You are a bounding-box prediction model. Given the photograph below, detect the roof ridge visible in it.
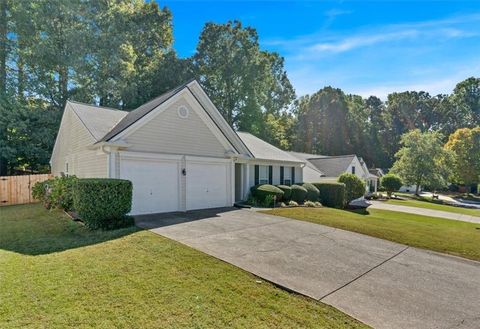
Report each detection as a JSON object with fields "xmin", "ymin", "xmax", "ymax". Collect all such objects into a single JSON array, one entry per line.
[
  {"xmin": 99, "ymin": 79, "xmax": 196, "ymax": 142},
  {"xmin": 67, "ymin": 100, "xmax": 127, "ymax": 112},
  {"xmin": 67, "ymin": 102, "xmax": 98, "ymax": 141},
  {"xmin": 309, "ymin": 154, "xmax": 356, "ymax": 160}
]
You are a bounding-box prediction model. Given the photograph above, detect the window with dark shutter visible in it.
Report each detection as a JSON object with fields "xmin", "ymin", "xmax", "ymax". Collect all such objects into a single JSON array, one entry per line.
[
  {"xmin": 254, "ymin": 165, "xmax": 259, "ymax": 185},
  {"xmin": 268, "ymin": 166, "xmax": 273, "ymax": 185},
  {"xmin": 280, "ymin": 166, "xmax": 284, "ymax": 185},
  {"xmin": 291, "ymin": 167, "xmax": 295, "ymax": 184}
]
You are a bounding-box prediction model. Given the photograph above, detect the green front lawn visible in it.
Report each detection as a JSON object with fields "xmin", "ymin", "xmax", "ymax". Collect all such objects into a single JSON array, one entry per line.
[
  {"xmin": 0, "ymin": 204, "xmax": 366, "ymax": 329},
  {"xmin": 264, "ymin": 207, "xmax": 480, "ymax": 261},
  {"xmin": 386, "ymin": 199, "xmax": 480, "ymax": 217}
]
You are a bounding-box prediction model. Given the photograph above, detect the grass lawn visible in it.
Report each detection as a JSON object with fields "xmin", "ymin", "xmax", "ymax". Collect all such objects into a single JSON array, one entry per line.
[
  {"xmin": 385, "ymin": 199, "xmax": 480, "ymax": 217},
  {"xmin": 0, "ymin": 204, "xmax": 366, "ymax": 329},
  {"xmin": 264, "ymin": 207, "xmax": 480, "ymax": 261}
]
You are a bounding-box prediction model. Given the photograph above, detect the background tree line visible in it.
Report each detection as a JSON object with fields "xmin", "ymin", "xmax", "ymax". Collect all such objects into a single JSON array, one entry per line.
[{"xmin": 1, "ymin": 1, "xmax": 479, "ymax": 181}]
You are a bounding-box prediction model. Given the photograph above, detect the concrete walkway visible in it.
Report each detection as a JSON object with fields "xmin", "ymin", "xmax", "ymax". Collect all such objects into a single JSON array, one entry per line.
[
  {"xmin": 370, "ymin": 201, "xmax": 480, "ymax": 224},
  {"xmin": 136, "ymin": 208, "xmax": 480, "ymax": 329}
]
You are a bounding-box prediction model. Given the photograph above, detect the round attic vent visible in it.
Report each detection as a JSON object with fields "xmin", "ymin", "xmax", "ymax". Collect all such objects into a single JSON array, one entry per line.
[{"xmin": 177, "ymin": 105, "xmax": 189, "ymax": 118}]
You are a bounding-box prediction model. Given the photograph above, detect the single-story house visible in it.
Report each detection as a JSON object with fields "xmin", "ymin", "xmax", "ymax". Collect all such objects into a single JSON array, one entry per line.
[
  {"xmin": 369, "ymin": 168, "xmax": 385, "ymax": 192},
  {"xmin": 288, "ymin": 152, "xmax": 378, "ymax": 193},
  {"xmin": 50, "ymin": 80, "xmax": 304, "ymax": 215}
]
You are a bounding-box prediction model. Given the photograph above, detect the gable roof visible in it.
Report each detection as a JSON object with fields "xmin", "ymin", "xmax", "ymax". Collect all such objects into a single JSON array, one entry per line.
[
  {"xmin": 99, "ymin": 80, "xmax": 194, "ymax": 142},
  {"xmin": 237, "ymin": 132, "xmax": 303, "ymax": 163},
  {"xmin": 288, "ymin": 151, "xmax": 325, "ymax": 176},
  {"xmin": 63, "ymin": 81, "xmax": 312, "ymax": 165},
  {"xmin": 68, "ymin": 101, "xmax": 128, "ymax": 141},
  {"xmin": 308, "ymin": 155, "xmax": 356, "ymax": 177}
]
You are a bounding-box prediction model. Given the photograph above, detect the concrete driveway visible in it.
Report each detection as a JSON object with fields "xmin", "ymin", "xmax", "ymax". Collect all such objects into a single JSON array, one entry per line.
[{"xmin": 136, "ymin": 208, "xmax": 480, "ymax": 329}]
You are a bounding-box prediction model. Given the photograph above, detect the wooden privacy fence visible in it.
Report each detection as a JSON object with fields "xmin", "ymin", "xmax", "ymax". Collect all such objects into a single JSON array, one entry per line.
[{"xmin": 0, "ymin": 174, "xmax": 52, "ymax": 206}]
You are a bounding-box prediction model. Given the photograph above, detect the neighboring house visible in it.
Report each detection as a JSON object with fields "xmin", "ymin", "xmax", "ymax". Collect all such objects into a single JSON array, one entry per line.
[
  {"xmin": 51, "ymin": 80, "xmax": 304, "ymax": 215},
  {"xmin": 369, "ymin": 168, "xmax": 385, "ymax": 192},
  {"xmin": 369, "ymin": 168, "xmax": 420, "ymax": 194},
  {"xmin": 289, "ymin": 152, "xmax": 378, "ymax": 193}
]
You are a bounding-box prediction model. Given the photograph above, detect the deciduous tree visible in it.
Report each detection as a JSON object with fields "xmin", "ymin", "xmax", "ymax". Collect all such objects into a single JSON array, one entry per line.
[
  {"xmin": 444, "ymin": 127, "xmax": 480, "ymax": 190},
  {"xmin": 391, "ymin": 130, "xmax": 451, "ymax": 195},
  {"xmin": 193, "ymin": 21, "xmax": 295, "ymax": 132}
]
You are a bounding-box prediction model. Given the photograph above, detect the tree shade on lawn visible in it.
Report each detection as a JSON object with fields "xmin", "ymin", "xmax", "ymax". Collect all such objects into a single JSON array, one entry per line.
[{"xmin": 0, "ymin": 204, "xmax": 367, "ymax": 329}]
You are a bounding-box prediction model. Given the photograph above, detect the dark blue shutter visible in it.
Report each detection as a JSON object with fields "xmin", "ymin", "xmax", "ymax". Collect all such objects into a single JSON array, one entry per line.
[
  {"xmin": 268, "ymin": 166, "xmax": 273, "ymax": 185},
  {"xmin": 254, "ymin": 165, "xmax": 259, "ymax": 185},
  {"xmin": 280, "ymin": 166, "xmax": 284, "ymax": 185},
  {"xmin": 291, "ymin": 167, "xmax": 295, "ymax": 184}
]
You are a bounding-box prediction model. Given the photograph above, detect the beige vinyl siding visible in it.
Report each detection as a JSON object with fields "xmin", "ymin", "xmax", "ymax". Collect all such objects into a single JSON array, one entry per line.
[
  {"xmin": 50, "ymin": 105, "xmax": 108, "ymax": 178},
  {"xmin": 125, "ymin": 98, "xmax": 228, "ymax": 158}
]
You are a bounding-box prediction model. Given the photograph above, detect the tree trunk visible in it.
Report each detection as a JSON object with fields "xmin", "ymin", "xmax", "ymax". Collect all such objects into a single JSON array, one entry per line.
[
  {"xmin": 0, "ymin": 0, "xmax": 7, "ymax": 96},
  {"xmin": 17, "ymin": 42, "xmax": 25, "ymax": 100},
  {"xmin": 58, "ymin": 65, "xmax": 68, "ymax": 106},
  {"xmin": 0, "ymin": 0, "xmax": 8, "ymax": 175},
  {"xmin": 415, "ymin": 184, "xmax": 420, "ymax": 196}
]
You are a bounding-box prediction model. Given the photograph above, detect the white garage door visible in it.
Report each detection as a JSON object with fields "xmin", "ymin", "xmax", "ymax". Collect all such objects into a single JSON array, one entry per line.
[
  {"xmin": 186, "ymin": 160, "xmax": 230, "ymax": 211},
  {"xmin": 120, "ymin": 158, "xmax": 180, "ymax": 215}
]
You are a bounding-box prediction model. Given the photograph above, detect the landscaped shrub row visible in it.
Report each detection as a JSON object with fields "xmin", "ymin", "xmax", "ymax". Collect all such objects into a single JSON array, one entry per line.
[
  {"xmin": 250, "ymin": 184, "xmax": 284, "ymax": 203},
  {"xmin": 276, "ymin": 185, "xmax": 292, "ymax": 200},
  {"xmin": 34, "ymin": 177, "xmax": 134, "ymax": 230},
  {"xmin": 312, "ymin": 182, "xmax": 346, "ymax": 208},
  {"xmin": 73, "ymin": 179, "xmax": 133, "ymax": 230},
  {"xmin": 290, "ymin": 185, "xmax": 308, "ymax": 203},
  {"xmin": 302, "ymin": 182, "xmax": 320, "ymax": 201}
]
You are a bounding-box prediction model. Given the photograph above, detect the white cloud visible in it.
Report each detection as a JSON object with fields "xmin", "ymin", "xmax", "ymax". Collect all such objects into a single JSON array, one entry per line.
[
  {"xmin": 266, "ymin": 12, "xmax": 480, "ymax": 99},
  {"xmin": 307, "ymin": 29, "xmax": 419, "ymax": 53},
  {"xmin": 265, "ymin": 13, "xmax": 480, "ymax": 56}
]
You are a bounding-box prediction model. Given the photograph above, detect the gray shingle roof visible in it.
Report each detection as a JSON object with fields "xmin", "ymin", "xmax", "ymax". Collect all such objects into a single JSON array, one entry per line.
[
  {"xmin": 99, "ymin": 80, "xmax": 193, "ymax": 142},
  {"xmin": 68, "ymin": 101, "xmax": 128, "ymax": 141},
  {"xmin": 288, "ymin": 151, "xmax": 325, "ymax": 176},
  {"xmin": 237, "ymin": 132, "xmax": 303, "ymax": 163},
  {"xmin": 308, "ymin": 155, "xmax": 356, "ymax": 177}
]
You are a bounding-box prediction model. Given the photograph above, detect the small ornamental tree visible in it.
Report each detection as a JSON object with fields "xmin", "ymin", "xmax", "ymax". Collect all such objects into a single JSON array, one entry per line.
[
  {"xmin": 380, "ymin": 174, "xmax": 403, "ymax": 198},
  {"xmin": 338, "ymin": 173, "xmax": 365, "ymax": 204}
]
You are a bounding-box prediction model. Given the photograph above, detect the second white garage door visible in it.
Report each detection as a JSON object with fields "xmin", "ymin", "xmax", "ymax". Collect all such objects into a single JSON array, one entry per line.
[{"xmin": 186, "ymin": 160, "xmax": 230, "ymax": 211}]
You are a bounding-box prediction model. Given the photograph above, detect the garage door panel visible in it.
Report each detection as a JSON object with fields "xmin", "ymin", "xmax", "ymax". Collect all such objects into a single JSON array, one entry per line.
[
  {"xmin": 186, "ymin": 161, "xmax": 229, "ymax": 210},
  {"xmin": 120, "ymin": 158, "xmax": 180, "ymax": 215}
]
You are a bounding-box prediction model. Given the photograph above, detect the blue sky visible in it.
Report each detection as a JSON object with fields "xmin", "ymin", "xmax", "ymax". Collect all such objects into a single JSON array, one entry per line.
[{"xmin": 160, "ymin": 1, "xmax": 480, "ymax": 99}]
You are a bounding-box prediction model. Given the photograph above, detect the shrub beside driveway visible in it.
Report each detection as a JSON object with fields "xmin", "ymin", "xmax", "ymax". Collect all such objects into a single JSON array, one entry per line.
[{"xmin": 0, "ymin": 204, "xmax": 367, "ymax": 329}]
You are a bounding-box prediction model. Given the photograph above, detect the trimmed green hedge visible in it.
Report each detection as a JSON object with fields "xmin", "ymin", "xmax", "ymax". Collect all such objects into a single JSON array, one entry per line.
[
  {"xmin": 73, "ymin": 178, "xmax": 133, "ymax": 230},
  {"xmin": 313, "ymin": 182, "xmax": 346, "ymax": 208},
  {"xmin": 276, "ymin": 185, "xmax": 292, "ymax": 201},
  {"xmin": 250, "ymin": 184, "xmax": 284, "ymax": 202},
  {"xmin": 302, "ymin": 183, "xmax": 320, "ymax": 201},
  {"xmin": 338, "ymin": 173, "xmax": 365, "ymax": 203},
  {"xmin": 290, "ymin": 184, "xmax": 308, "ymax": 203}
]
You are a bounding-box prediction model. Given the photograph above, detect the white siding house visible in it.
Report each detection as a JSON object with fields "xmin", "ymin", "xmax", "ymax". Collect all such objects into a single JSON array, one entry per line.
[
  {"xmin": 51, "ymin": 80, "xmax": 305, "ymax": 215},
  {"xmin": 289, "ymin": 152, "xmax": 378, "ymax": 193}
]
